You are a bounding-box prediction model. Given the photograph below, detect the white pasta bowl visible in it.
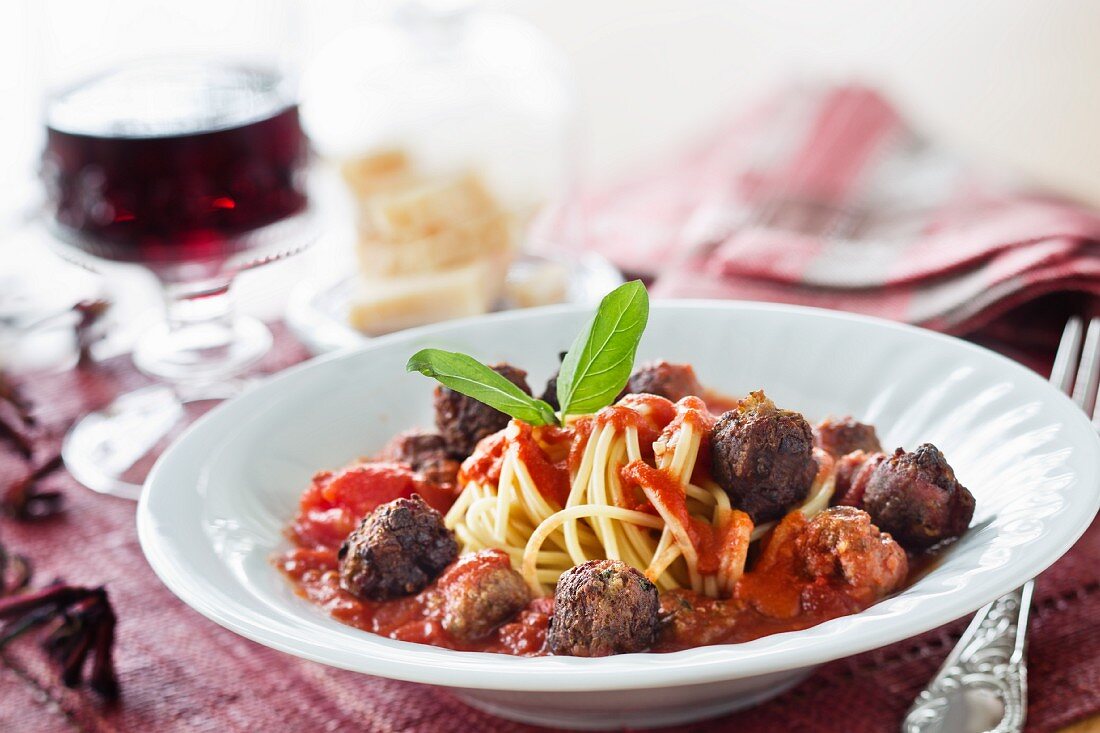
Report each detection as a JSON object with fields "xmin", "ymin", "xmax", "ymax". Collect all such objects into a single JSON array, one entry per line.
[{"xmin": 137, "ymin": 302, "xmax": 1100, "ymax": 730}]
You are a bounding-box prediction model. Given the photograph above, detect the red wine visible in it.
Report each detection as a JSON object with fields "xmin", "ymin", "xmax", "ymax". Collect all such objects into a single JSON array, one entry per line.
[{"xmin": 43, "ymin": 63, "xmax": 308, "ymax": 265}]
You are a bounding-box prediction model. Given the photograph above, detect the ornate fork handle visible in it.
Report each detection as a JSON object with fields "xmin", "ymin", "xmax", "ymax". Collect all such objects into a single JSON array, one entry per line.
[{"xmin": 903, "ymin": 581, "xmax": 1033, "ymax": 733}]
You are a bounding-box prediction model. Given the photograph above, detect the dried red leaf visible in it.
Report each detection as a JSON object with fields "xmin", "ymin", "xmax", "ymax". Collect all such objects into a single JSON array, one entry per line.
[
  {"xmin": 0, "ymin": 371, "xmax": 36, "ymax": 458},
  {"xmin": 0, "ymin": 578, "xmax": 120, "ymax": 701},
  {"xmin": 0, "ymin": 372, "xmax": 34, "ymax": 421},
  {"xmin": 0, "ymin": 543, "xmax": 32, "ymax": 596},
  {"xmin": 3, "ymin": 454, "xmax": 64, "ymax": 520},
  {"xmin": 72, "ymin": 299, "xmax": 111, "ymax": 365}
]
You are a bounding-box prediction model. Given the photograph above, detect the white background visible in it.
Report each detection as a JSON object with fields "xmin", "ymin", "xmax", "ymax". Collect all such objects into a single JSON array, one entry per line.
[
  {"xmin": 2, "ymin": 0, "xmax": 1099, "ymax": 360},
  {"xmin": 4, "ymin": 1, "xmax": 1100, "ymax": 210}
]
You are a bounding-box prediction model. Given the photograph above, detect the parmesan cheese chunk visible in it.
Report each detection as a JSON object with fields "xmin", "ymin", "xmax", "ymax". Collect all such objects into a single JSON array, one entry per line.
[
  {"xmin": 347, "ymin": 259, "xmax": 504, "ymax": 335},
  {"xmin": 356, "ymin": 212, "xmax": 513, "ymax": 278},
  {"xmin": 361, "ymin": 172, "xmax": 498, "ymax": 243},
  {"xmin": 340, "ymin": 150, "xmax": 416, "ymax": 199}
]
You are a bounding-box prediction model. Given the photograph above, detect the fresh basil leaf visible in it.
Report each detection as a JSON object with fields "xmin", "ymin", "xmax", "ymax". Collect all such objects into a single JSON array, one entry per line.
[
  {"xmin": 407, "ymin": 348, "xmax": 558, "ymax": 426},
  {"xmin": 555, "ymin": 280, "xmax": 649, "ymax": 418}
]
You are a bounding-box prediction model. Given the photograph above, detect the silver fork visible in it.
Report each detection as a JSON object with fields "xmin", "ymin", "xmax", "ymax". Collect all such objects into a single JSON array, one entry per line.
[{"xmin": 903, "ymin": 316, "xmax": 1100, "ymax": 733}]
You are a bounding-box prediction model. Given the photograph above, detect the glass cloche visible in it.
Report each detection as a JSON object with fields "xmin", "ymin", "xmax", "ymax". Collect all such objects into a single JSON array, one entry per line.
[{"xmin": 291, "ymin": 1, "xmax": 613, "ymax": 352}]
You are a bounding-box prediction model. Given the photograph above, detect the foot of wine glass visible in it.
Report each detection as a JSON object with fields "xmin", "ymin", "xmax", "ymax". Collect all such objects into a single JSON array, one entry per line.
[{"xmin": 63, "ymin": 280, "xmax": 271, "ymax": 500}]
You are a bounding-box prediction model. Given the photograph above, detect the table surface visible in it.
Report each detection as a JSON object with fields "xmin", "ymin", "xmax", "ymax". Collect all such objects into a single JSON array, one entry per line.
[{"xmin": 1, "ymin": 324, "xmax": 1097, "ymax": 733}]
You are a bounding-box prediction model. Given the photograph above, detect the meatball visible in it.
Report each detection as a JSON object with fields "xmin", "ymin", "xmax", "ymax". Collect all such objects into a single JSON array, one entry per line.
[
  {"xmin": 338, "ymin": 495, "xmax": 458, "ymax": 600},
  {"xmin": 862, "ymin": 444, "xmax": 975, "ymax": 549},
  {"xmin": 796, "ymin": 507, "xmax": 908, "ymax": 598},
  {"xmin": 710, "ymin": 391, "xmax": 818, "ymax": 523},
  {"xmin": 540, "ymin": 351, "xmax": 568, "ymax": 410},
  {"xmin": 438, "ymin": 550, "xmax": 530, "ymax": 642},
  {"xmin": 434, "ymin": 363, "xmax": 532, "ymax": 457},
  {"xmin": 626, "ymin": 361, "xmax": 705, "ymax": 402},
  {"xmin": 832, "ymin": 450, "xmax": 886, "ymax": 507},
  {"xmin": 814, "ymin": 417, "xmax": 882, "ymax": 458},
  {"xmin": 547, "ymin": 559, "xmax": 660, "ymax": 656},
  {"xmin": 378, "ymin": 429, "xmax": 461, "ymax": 488}
]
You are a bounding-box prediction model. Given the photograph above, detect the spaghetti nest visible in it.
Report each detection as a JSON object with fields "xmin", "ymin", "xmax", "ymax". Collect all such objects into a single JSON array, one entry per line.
[{"xmin": 445, "ymin": 394, "xmax": 836, "ymax": 598}]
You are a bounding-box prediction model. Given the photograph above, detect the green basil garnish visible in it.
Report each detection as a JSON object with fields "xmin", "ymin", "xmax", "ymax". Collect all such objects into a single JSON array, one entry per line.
[
  {"xmin": 554, "ymin": 280, "xmax": 649, "ymax": 419},
  {"xmin": 406, "ymin": 280, "xmax": 650, "ymax": 426},
  {"xmin": 406, "ymin": 349, "xmax": 558, "ymax": 426}
]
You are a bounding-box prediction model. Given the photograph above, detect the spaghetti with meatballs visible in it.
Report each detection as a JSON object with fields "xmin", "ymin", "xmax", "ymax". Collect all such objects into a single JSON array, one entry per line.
[{"xmin": 277, "ymin": 282, "xmax": 976, "ymax": 657}]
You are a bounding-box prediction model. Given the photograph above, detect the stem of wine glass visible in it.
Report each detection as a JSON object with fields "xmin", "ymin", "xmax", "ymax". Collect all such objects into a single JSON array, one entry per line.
[{"xmin": 132, "ymin": 275, "xmax": 272, "ymax": 398}]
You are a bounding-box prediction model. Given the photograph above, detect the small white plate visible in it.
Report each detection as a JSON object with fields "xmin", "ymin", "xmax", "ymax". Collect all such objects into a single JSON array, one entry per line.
[
  {"xmin": 138, "ymin": 302, "xmax": 1100, "ymax": 730},
  {"xmin": 285, "ymin": 252, "xmax": 623, "ymax": 355}
]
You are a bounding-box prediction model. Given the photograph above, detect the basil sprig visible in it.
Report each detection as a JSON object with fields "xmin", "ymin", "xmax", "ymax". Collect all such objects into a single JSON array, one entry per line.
[
  {"xmin": 407, "ymin": 349, "xmax": 559, "ymax": 426},
  {"xmin": 554, "ymin": 280, "xmax": 649, "ymax": 419},
  {"xmin": 406, "ymin": 281, "xmax": 650, "ymax": 426}
]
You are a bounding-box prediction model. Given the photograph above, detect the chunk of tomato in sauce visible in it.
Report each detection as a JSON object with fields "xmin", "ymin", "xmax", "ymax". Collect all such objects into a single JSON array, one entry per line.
[{"xmin": 291, "ymin": 462, "xmax": 418, "ymax": 551}]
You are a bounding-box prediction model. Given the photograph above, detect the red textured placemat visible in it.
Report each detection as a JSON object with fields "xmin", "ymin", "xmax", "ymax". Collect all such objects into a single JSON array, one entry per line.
[{"xmin": 1, "ymin": 324, "xmax": 1097, "ymax": 733}]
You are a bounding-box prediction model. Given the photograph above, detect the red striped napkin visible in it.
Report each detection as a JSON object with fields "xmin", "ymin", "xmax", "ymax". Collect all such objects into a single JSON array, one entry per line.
[{"xmin": 563, "ymin": 85, "xmax": 1100, "ymax": 337}]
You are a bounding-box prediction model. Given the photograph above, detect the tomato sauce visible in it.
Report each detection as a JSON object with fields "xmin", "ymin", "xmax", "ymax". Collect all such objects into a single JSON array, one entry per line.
[
  {"xmin": 458, "ymin": 431, "xmax": 509, "ymax": 488},
  {"xmin": 655, "ymin": 522, "xmax": 937, "ymax": 651},
  {"xmin": 277, "ymin": 387, "xmax": 942, "ymax": 657},
  {"xmin": 277, "ymin": 510, "xmax": 916, "ymax": 655},
  {"xmin": 292, "ymin": 462, "xmax": 420, "ymax": 551},
  {"xmin": 277, "ymin": 546, "xmax": 551, "ymax": 654},
  {"xmin": 595, "ymin": 394, "xmax": 677, "ymax": 447},
  {"xmin": 566, "ymin": 417, "xmax": 594, "ymax": 474},
  {"xmin": 460, "ymin": 422, "xmax": 571, "ymax": 508},
  {"xmin": 661, "ymin": 396, "xmax": 716, "ymax": 436},
  {"xmin": 620, "ymin": 458, "xmax": 740, "ymax": 575},
  {"xmin": 514, "ymin": 424, "xmax": 571, "ymax": 507}
]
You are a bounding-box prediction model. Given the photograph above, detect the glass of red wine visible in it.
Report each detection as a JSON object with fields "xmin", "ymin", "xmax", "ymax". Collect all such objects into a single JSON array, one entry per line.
[{"xmin": 34, "ymin": 0, "xmax": 314, "ymax": 499}]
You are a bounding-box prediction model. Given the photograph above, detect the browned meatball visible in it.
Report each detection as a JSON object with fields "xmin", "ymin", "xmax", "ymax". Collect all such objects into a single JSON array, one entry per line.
[
  {"xmin": 548, "ymin": 559, "xmax": 660, "ymax": 656},
  {"xmin": 832, "ymin": 450, "xmax": 886, "ymax": 507},
  {"xmin": 338, "ymin": 495, "xmax": 458, "ymax": 600},
  {"xmin": 862, "ymin": 444, "xmax": 975, "ymax": 549},
  {"xmin": 710, "ymin": 391, "xmax": 818, "ymax": 523},
  {"xmin": 626, "ymin": 361, "xmax": 705, "ymax": 402},
  {"xmin": 434, "ymin": 363, "xmax": 532, "ymax": 457},
  {"xmin": 814, "ymin": 417, "xmax": 882, "ymax": 458},
  {"xmin": 539, "ymin": 351, "xmax": 568, "ymax": 410},
  {"xmin": 437, "ymin": 550, "xmax": 530, "ymax": 642},
  {"xmin": 796, "ymin": 507, "xmax": 908, "ymax": 598},
  {"xmin": 378, "ymin": 429, "xmax": 461, "ymax": 488}
]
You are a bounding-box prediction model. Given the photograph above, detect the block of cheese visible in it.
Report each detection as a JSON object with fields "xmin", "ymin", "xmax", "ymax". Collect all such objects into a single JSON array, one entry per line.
[
  {"xmin": 347, "ymin": 259, "xmax": 501, "ymax": 336},
  {"xmin": 338, "ymin": 154, "xmax": 524, "ymax": 334},
  {"xmin": 361, "ymin": 172, "xmax": 498, "ymax": 243},
  {"xmin": 341, "ymin": 150, "xmax": 417, "ymax": 199},
  {"xmin": 504, "ymin": 259, "xmax": 570, "ymax": 308},
  {"xmin": 356, "ymin": 212, "xmax": 513, "ymax": 278}
]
